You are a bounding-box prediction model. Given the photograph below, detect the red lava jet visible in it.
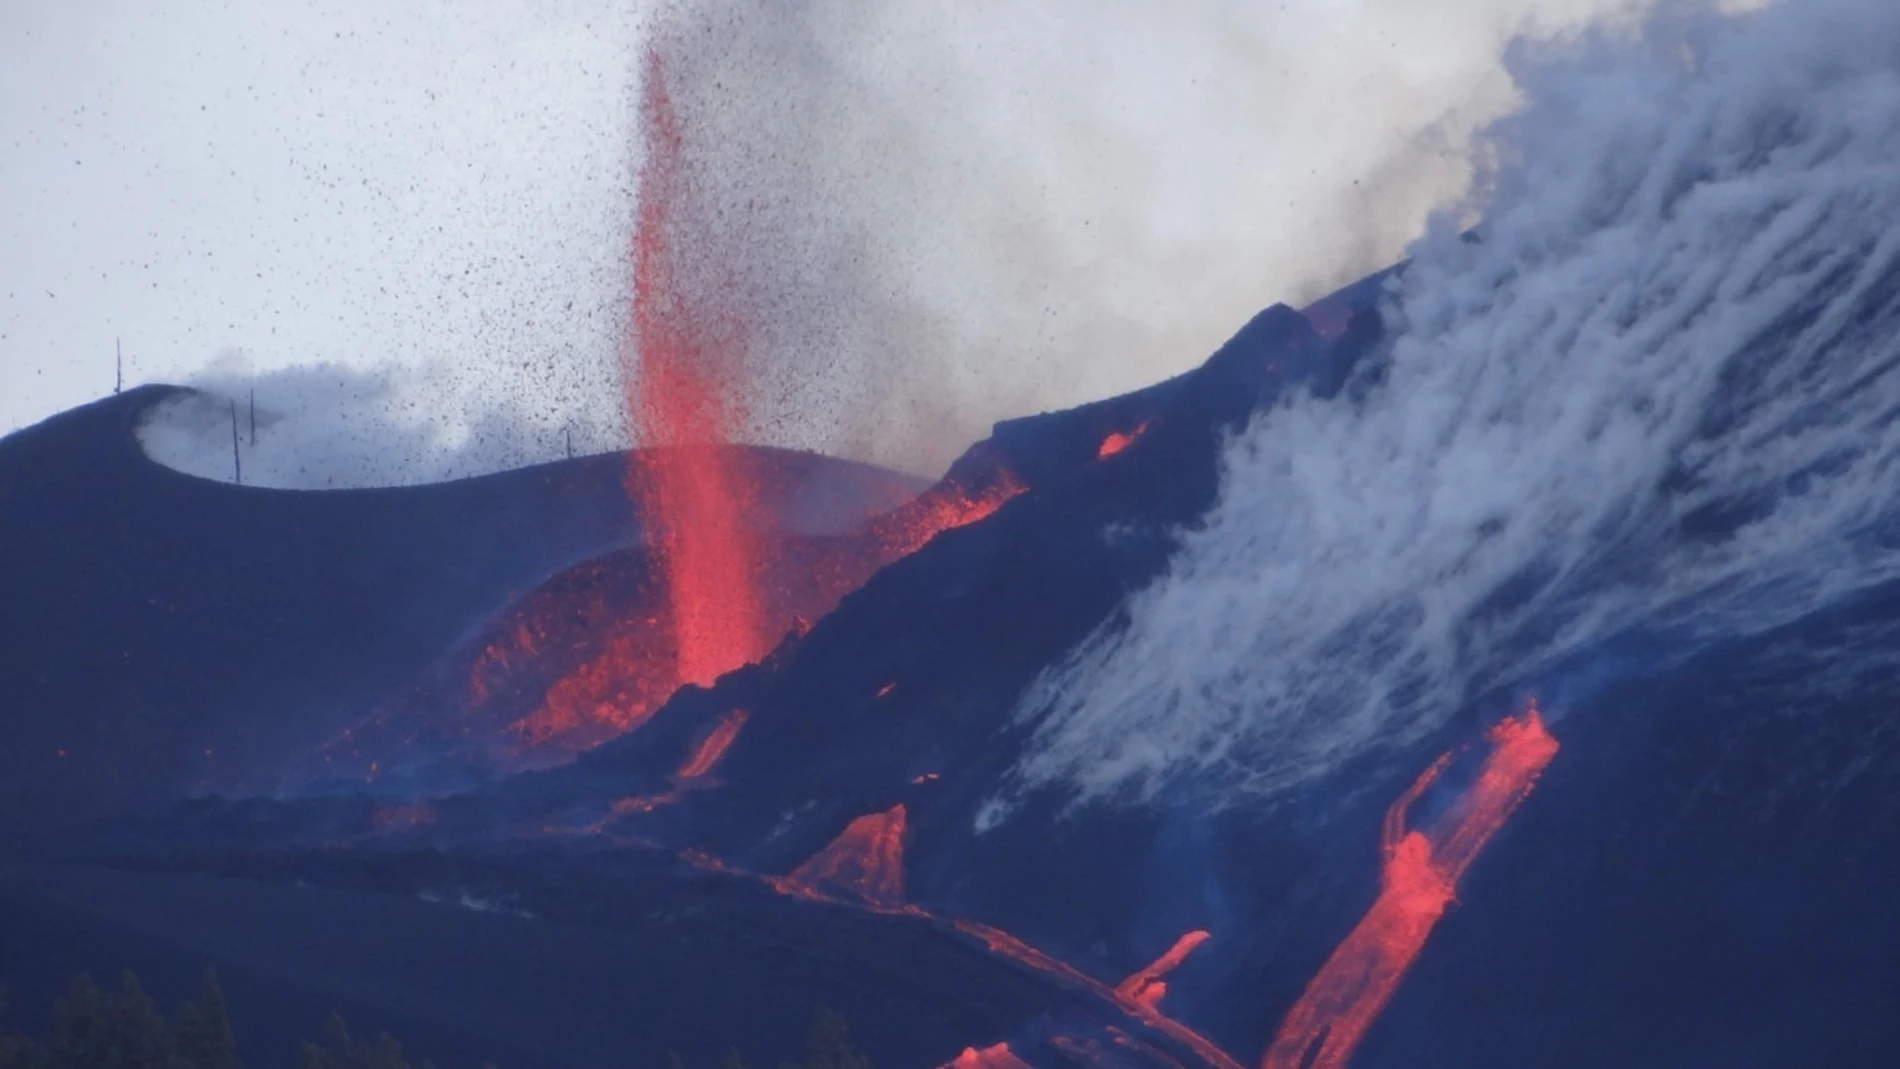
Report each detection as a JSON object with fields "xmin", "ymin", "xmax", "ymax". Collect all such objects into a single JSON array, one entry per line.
[
  {"xmin": 770, "ymin": 804, "xmax": 908, "ymax": 910},
  {"xmin": 676, "ymin": 708, "xmax": 748, "ymax": 779},
  {"xmin": 474, "ymin": 45, "xmax": 1031, "ymax": 767},
  {"xmin": 626, "ymin": 43, "xmax": 771, "ymax": 691},
  {"xmin": 1117, "ymin": 930, "xmax": 1212, "ymax": 1012},
  {"xmin": 1260, "ymin": 704, "xmax": 1560, "ymax": 1069},
  {"xmin": 1096, "ymin": 422, "xmax": 1149, "ymax": 459}
]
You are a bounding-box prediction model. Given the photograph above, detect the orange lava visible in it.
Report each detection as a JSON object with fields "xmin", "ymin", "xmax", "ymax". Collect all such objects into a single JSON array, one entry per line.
[
  {"xmin": 1117, "ymin": 930, "xmax": 1213, "ymax": 1012},
  {"xmin": 869, "ymin": 471, "xmax": 1027, "ymax": 562},
  {"xmin": 953, "ymin": 919, "xmax": 1245, "ymax": 1069},
  {"xmin": 626, "ymin": 43, "xmax": 769, "ymax": 689},
  {"xmin": 1260, "ymin": 705, "xmax": 1559, "ymax": 1069},
  {"xmin": 677, "ymin": 709, "xmax": 748, "ymax": 779},
  {"xmin": 877, "ymin": 682, "xmax": 898, "ymax": 699},
  {"xmin": 941, "ymin": 1044, "xmax": 1032, "ymax": 1069},
  {"xmin": 756, "ymin": 802, "xmax": 1243, "ymax": 1068},
  {"xmin": 509, "ymin": 625, "xmax": 678, "ymax": 749},
  {"xmin": 1097, "ymin": 422, "xmax": 1149, "ymax": 459},
  {"xmin": 771, "ymin": 804, "xmax": 908, "ymax": 910}
]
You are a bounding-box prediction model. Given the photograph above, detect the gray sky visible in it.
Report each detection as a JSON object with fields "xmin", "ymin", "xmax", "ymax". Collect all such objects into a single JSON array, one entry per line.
[{"xmin": 3, "ymin": 0, "xmax": 1685, "ymax": 480}]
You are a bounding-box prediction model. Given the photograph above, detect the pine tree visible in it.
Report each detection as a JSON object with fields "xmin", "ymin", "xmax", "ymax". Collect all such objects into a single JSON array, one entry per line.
[
  {"xmin": 298, "ymin": 1012, "xmax": 417, "ymax": 1069},
  {"xmin": 51, "ymin": 971, "xmax": 181, "ymax": 1069},
  {"xmin": 0, "ymin": 989, "xmax": 51, "ymax": 1069},
  {"xmin": 173, "ymin": 970, "xmax": 239, "ymax": 1069},
  {"xmin": 783, "ymin": 1010, "xmax": 869, "ymax": 1069}
]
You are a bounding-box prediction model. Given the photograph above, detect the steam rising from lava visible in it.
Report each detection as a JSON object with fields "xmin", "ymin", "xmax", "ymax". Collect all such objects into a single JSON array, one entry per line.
[{"xmin": 1018, "ymin": 0, "xmax": 1900, "ymax": 805}]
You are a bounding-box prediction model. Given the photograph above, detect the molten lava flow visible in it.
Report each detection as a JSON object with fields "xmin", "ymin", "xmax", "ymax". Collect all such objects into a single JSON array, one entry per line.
[
  {"xmin": 1117, "ymin": 930, "xmax": 1213, "ymax": 1012},
  {"xmin": 941, "ymin": 1044, "xmax": 1032, "ymax": 1069},
  {"xmin": 1097, "ymin": 422, "xmax": 1149, "ymax": 459},
  {"xmin": 877, "ymin": 682, "xmax": 898, "ymax": 699},
  {"xmin": 509, "ymin": 626, "xmax": 678, "ymax": 749},
  {"xmin": 755, "ymin": 802, "xmax": 1244, "ymax": 1069},
  {"xmin": 871, "ymin": 470, "xmax": 1028, "ymax": 561},
  {"xmin": 626, "ymin": 43, "xmax": 769, "ymax": 689},
  {"xmin": 770, "ymin": 804, "xmax": 907, "ymax": 910},
  {"xmin": 1260, "ymin": 705, "xmax": 1559, "ymax": 1069},
  {"xmin": 953, "ymin": 919, "xmax": 1246, "ymax": 1069},
  {"xmin": 677, "ymin": 709, "xmax": 748, "ymax": 779}
]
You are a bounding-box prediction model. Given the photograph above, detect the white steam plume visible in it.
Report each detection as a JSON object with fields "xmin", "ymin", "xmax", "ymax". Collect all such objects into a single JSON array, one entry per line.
[
  {"xmin": 649, "ymin": 0, "xmax": 1677, "ymax": 473},
  {"xmin": 136, "ymin": 355, "xmax": 625, "ymax": 489},
  {"xmin": 1012, "ymin": 0, "xmax": 1900, "ymax": 807},
  {"xmin": 8, "ymin": 0, "xmax": 1673, "ymax": 483}
]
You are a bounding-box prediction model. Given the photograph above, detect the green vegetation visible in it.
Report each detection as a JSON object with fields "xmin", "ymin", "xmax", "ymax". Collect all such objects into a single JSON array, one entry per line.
[
  {"xmin": 0, "ymin": 970, "xmax": 874, "ymax": 1069},
  {"xmin": 0, "ymin": 971, "xmax": 461, "ymax": 1069},
  {"xmin": 677, "ymin": 1007, "xmax": 872, "ymax": 1069}
]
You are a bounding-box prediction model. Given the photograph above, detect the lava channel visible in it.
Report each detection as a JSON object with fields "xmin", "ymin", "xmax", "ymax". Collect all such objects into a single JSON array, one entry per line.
[
  {"xmin": 761, "ymin": 803, "xmax": 1244, "ymax": 1069},
  {"xmin": 1259, "ymin": 704, "xmax": 1560, "ymax": 1069},
  {"xmin": 676, "ymin": 709, "xmax": 748, "ymax": 780},
  {"xmin": 1117, "ymin": 929, "xmax": 1212, "ymax": 1012}
]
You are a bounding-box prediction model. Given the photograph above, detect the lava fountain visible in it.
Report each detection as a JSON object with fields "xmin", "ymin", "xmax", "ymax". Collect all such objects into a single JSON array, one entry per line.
[
  {"xmin": 1260, "ymin": 704, "xmax": 1559, "ymax": 1069},
  {"xmin": 625, "ymin": 42, "xmax": 770, "ymax": 688}
]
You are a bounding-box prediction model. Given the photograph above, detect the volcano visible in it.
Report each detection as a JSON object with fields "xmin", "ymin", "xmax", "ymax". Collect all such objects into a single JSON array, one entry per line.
[
  {"xmin": 8, "ymin": 2, "xmax": 1900, "ymax": 1062},
  {"xmin": 6, "ymin": 253, "xmax": 1898, "ymax": 1067}
]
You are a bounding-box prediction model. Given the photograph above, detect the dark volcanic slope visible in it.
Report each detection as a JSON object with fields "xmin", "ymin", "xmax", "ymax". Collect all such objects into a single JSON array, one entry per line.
[
  {"xmin": 0, "ymin": 858, "xmax": 1137, "ymax": 1069},
  {"xmin": 13, "ymin": 273, "xmax": 1900, "ymax": 1069},
  {"xmin": 0, "ymin": 387, "xmax": 923, "ymax": 825}
]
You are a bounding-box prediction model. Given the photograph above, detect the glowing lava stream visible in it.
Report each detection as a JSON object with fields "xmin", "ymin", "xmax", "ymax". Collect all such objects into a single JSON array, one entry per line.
[
  {"xmin": 759, "ymin": 805, "xmax": 1248, "ymax": 1069},
  {"xmin": 1117, "ymin": 929, "xmax": 1213, "ymax": 1011},
  {"xmin": 677, "ymin": 709, "xmax": 748, "ymax": 779},
  {"xmin": 1260, "ymin": 705, "xmax": 1560, "ymax": 1069},
  {"xmin": 627, "ymin": 43, "xmax": 769, "ymax": 689}
]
